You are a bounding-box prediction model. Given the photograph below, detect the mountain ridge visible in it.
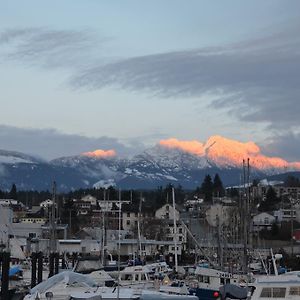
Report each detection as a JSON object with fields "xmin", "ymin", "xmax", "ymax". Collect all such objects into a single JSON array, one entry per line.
[{"xmin": 0, "ymin": 135, "xmax": 299, "ymax": 191}]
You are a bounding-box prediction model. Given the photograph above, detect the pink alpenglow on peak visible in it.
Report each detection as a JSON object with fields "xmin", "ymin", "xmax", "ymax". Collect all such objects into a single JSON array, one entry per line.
[
  {"xmin": 159, "ymin": 135, "xmax": 300, "ymax": 171},
  {"xmin": 159, "ymin": 138, "xmax": 205, "ymax": 156},
  {"xmin": 82, "ymin": 149, "xmax": 116, "ymax": 159}
]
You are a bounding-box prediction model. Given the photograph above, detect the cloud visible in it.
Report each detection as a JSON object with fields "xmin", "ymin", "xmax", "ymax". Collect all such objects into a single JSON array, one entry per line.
[
  {"xmin": 82, "ymin": 149, "xmax": 116, "ymax": 159},
  {"xmin": 0, "ymin": 125, "xmax": 139, "ymax": 160},
  {"xmin": 0, "ymin": 27, "xmax": 108, "ymax": 69},
  {"xmin": 71, "ymin": 24, "xmax": 300, "ymax": 131},
  {"xmin": 1, "ymin": 25, "xmax": 299, "ymax": 134},
  {"xmin": 159, "ymin": 138, "xmax": 205, "ymax": 156},
  {"xmin": 261, "ymin": 132, "xmax": 300, "ymax": 162},
  {"xmin": 159, "ymin": 135, "xmax": 300, "ymax": 170}
]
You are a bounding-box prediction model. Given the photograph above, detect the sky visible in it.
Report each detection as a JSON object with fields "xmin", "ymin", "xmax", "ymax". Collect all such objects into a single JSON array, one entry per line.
[{"xmin": 0, "ymin": 1, "xmax": 299, "ymax": 160}]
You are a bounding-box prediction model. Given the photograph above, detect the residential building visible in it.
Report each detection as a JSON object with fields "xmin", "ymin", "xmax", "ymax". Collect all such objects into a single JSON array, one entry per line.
[{"xmin": 252, "ymin": 212, "xmax": 275, "ymax": 232}]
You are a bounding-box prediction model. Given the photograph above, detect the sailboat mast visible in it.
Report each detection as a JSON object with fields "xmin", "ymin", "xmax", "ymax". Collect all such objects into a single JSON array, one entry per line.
[
  {"xmin": 137, "ymin": 193, "xmax": 142, "ymax": 259},
  {"xmin": 117, "ymin": 189, "xmax": 121, "ymax": 300},
  {"xmin": 50, "ymin": 181, "xmax": 57, "ymax": 253},
  {"xmin": 101, "ymin": 189, "xmax": 106, "ymax": 266},
  {"xmin": 172, "ymin": 187, "xmax": 178, "ymax": 272}
]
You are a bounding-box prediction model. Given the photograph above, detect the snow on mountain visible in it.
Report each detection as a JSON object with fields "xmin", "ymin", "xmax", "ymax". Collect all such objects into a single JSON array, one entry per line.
[
  {"xmin": 0, "ymin": 149, "xmax": 41, "ymax": 164},
  {"xmin": 159, "ymin": 135, "xmax": 300, "ymax": 173},
  {"xmin": 1, "ymin": 135, "xmax": 300, "ymax": 191},
  {"xmin": 50, "ymin": 152, "xmax": 127, "ymax": 185}
]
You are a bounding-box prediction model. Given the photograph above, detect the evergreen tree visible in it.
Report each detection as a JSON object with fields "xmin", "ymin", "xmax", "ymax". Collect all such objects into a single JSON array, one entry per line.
[
  {"xmin": 9, "ymin": 183, "xmax": 17, "ymax": 200},
  {"xmin": 201, "ymin": 174, "xmax": 213, "ymax": 202},
  {"xmin": 259, "ymin": 186, "xmax": 279, "ymax": 211},
  {"xmin": 213, "ymin": 173, "xmax": 225, "ymax": 197},
  {"xmin": 284, "ymin": 175, "xmax": 300, "ymax": 187}
]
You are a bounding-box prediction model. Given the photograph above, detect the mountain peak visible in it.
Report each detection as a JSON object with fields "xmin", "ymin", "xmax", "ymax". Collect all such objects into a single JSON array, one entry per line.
[{"xmin": 159, "ymin": 135, "xmax": 300, "ymax": 171}]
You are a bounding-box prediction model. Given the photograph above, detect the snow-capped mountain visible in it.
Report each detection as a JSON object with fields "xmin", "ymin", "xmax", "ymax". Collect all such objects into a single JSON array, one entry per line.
[
  {"xmin": 0, "ymin": 135, "xmax": 299, "ymax": 191},
  {"xmin": 0, "ymin": 149, "xmax": 41, "ymax": 164}
]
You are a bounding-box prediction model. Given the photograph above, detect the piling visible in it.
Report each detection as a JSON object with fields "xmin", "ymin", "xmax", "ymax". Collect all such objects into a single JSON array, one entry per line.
[
  {"xmin": 1, "ymin": 251, "xmax": 10, "ymax": 300},
  {"xmin": 31, "ymin": 252, "xmax": 37, "ymax": 288},
  {"xmin": 48, "ymin": 252, "xmax": 54, "ymax": 278},
  {"xmin": 37, "ymin": 252, "xmax": 43, "ymax": 284}
]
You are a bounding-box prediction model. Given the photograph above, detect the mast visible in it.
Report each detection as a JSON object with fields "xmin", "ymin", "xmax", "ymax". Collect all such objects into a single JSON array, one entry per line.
[
  {"xmin": 117, "ymin": 189, "xmax": 121, "ymax": 300},
  {"xmin": 216, "ymin": 215, "xmax": 223, "ymax": 270},
  {"xmin": 137, "ymin": 193, "xmax": 143, "ymax": 259},
  {"xmin": 172, "ymin": 187, "xmax": 178, "ymax": 272},
  {"xmin": 50, "ymin": 181, "xmax": 57, "ymax": 253},
  {"xmin": 101, "ymin": 189, "xmax": 106, "ymax": 266}
]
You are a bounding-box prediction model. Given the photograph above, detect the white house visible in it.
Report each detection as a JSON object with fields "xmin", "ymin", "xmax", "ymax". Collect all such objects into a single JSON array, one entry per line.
[
  {"xmin": 122, "ymin": 211, "xmax": 139, "ymax": 231},
  {"xmin": 274, "ymin": 208, "xmax": 297, "ymax": 223},
  {"xmin": 81, "ymin": 195, "xmax": 98, "ymax": 206},
  {"xmin": 155, "ymin": 204, "xmax": 187, "ymax": 253},
  {"xmin": 155, "ymin": 204, "xmax": 180, "ymax": 220},
  {"xmin": 252, "ymin": 212, "xmax": 275, "ymax": 232},
  {"xmin": 40, "ymin": 199, "xmax": 54, "ymax": 208}
]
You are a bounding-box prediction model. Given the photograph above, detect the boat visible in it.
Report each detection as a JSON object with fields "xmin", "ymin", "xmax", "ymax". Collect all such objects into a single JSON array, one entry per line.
[
  {"xmin": 23, "ymin": 271, "xmax": 199, "ymax": 300},
  {"xmin": 219, "ymin": 271, "xmax": 300, "ymax": 300},
  {"xmin": 189, "ymin": 265, "xmax": 251, "ymax": 300}
]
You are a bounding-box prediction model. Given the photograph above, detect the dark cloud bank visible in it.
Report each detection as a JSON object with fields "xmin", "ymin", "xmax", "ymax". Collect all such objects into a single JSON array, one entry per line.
[
  {"xmin": 1, "ymin": 25, "xmax": 300, "ymax": 161},
  {"xmin": 0, "ymin": 125, "xmax": 139, "ymax": 160}
]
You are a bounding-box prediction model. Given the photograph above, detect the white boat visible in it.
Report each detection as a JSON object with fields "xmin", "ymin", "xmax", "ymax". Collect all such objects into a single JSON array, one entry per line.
[
  {"xmin": 23, "ymin": 271, "xmax": 198, "ymax": 300},
  {"xmin": 118, "ymin": 265, "xmax": 153, "ymax": 289},
  {"xmin": 247, "ymin": 272, "xmax": 300, "ymax": 300}
]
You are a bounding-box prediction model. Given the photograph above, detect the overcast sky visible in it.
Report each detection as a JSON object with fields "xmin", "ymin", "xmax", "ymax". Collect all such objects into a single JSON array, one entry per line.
[{"xmin": 0, "ymin": 1, "xmax": 299, "ymax": 160}]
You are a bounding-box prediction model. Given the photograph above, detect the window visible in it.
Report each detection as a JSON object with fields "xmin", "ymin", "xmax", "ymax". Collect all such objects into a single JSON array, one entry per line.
[
  {"xmin": 126, "ymin": 220, "xmax": 130, "ymax": 225},
  {"xmin": 289, "ymin": 287, "xmax": 300, "ymax": 295},
  {"xmin": 261, "ymin": 288, "xmax": 272, "ymax": 297},
  {"xmin": 204, "ymin": 276, "xmax": 210, "ymax": 284},
  {"xmin": 260, "ymin": 287, "xmax": 286, "ymax": 298},
  {"xmin": 273, "ymin": 288, "xmax": 286, "ymax": 297},
  {"xmin": 127, "ymin": 213, "xmax": 130, "ymax": 217},
  {"xmin": 179, "ymin": 236, "xmax": 182, "ymax": 241}
]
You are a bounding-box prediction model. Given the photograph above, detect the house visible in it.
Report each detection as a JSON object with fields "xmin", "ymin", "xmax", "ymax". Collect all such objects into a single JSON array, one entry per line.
[
  {"xmin": 0, "ymin": 199, "xmax": 25, "ymax": 211},
  {"xmin": 274, "ymin": 208, "xmax": 297, "ymax": 223},
  {"xmin": 81, "ymin": 195, "xmax": 98, "ymax": 206},
  {"xmin": 40, "ymin": 199, "xmax": 54, "ymax": 208},
  {"xmin": 155, "ymin": 204, "xmax": 187, "ymax": 253},
  {"xmin": 155, "ymin": 204, "xmax": 180, "ymax": 220},
  {"xmin": 252, "ymin": 212, "xmax": 275, "ymax": 232},
  {"xmin": 273, "ymin": 186, "xmax": 300, "ymax": 202},
  {"xmin": 74, "ymin": 201, "xmax": 92, "ymax": 215}
]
